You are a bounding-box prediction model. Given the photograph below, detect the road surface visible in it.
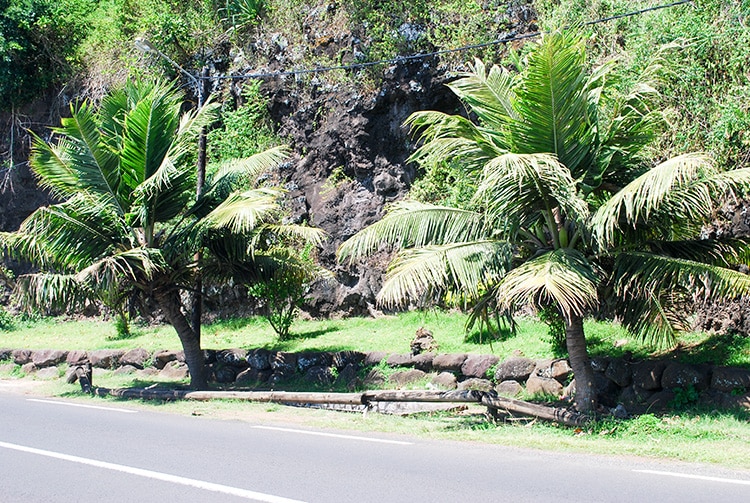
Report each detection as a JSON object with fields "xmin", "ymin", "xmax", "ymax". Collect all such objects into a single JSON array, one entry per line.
[{"xmin": 0, "ymin": 391, "xmax": 748, "ymax": 502}]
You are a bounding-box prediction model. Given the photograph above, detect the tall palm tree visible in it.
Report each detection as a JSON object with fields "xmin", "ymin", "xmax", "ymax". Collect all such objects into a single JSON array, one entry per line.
[
  {"xmin": 338, "ymin": 31, "xmax": 750, "ymax": 413},
  {"xmin": 1, "ymin": 80, "xmax": 323, "ymax": 389}
]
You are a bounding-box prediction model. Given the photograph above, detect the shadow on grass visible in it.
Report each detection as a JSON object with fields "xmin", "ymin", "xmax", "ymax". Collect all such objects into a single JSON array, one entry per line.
[
  {"xmin": 260, "ymin": 325, "xmax": 342, "ymax": 351},
  {"xmin": 663, "ymin": 331, "xmax": 750, "ymax": 367},
  {"xmin": 463, "ymin": 326, "xmax": 514, "ymax": 345}
]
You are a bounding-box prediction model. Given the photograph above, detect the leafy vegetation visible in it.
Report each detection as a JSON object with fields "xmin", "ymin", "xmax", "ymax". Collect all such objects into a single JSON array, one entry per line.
[
  {"xmin": 0, "ymin": 80, "xmax": 324, "ymax": 388},
  {"xmin": 339, "ymin": 30, "xmax": 750, "ymax": 412}
]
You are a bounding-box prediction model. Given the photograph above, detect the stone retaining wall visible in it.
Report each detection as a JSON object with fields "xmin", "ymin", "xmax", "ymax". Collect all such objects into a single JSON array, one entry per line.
[{"xmin": 2, "ymin": 347, "xmax": 749, "ymax": 414}]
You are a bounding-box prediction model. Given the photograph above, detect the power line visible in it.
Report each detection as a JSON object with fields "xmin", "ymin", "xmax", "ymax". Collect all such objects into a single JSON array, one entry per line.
[{"xmin": 206, "ymin": 0, "xmax": 694, "ymax": 81}]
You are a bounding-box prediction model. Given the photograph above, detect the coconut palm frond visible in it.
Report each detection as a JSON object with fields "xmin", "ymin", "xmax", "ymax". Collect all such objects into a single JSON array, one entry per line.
[
  {"xmin": 337, "ymin": 200, "xmax": 486, "ymax": 263},
  {"xmin": 76, "ymin": 247, "xmax": 167, "ymax": 290},
  {"xmin": 447, "ymin": 58, "xmax": 518, "ymax": 127},
  {"xmin": 616, "ymin": 289, "xmax": 686, "ymax": 348},
  {"xmin": 211, "ymin": 145, "xmax": 290, "ymax": 187},
  {"xmin": 132, "ymin": 155, "xmax": 193, "ymax": 225},
  {"xmin": 646, "ymin": 238, "xmax": 750, "ymax": 266},
  {"xmin": 591, "ymin": 153, "xmax": 715, "ymax": 248},
  {"xmin": 13, "ymin": 196, "xmax": 123, "ymax": 271},
  {"xmin": 377, "ymin": 240, "xmax": 511, "ymax": 309},
  {"xmin": 119, "ymin": 83, "xmax": 182, "ymax": 184},
  {"xmin": 405, "ymin": 111, "xmax": 506, "ymax": 169},
  {"xmin": 511, "ymin": 31, "xmax": 598, "ymax": 176},
  {"xmin": 614, "ymin": 251, "xmax": 750, "ymax": 304},
  {"xmin": 13, "ymin": 273, "xmax": 91, "ymax": 314},
  {"xmin": 478, "ymin": 152, "xmax": 589, "ymax": 227},
  {"xmin": 203, "ymin": 188, "xmax": 281, "ymax": 234},
  {"xmin": 495, "ymin": 248, "xmax": 599, "ymax": 318},
  {"xmin": 255, "ymin": 223, "xmax": 327, "ymax": 248}
]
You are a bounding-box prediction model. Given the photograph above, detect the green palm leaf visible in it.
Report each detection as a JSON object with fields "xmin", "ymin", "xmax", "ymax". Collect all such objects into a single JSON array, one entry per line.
[
  {"xmin": 337, "ymin": 201, "xmax": 486, "ymax": 263},
  {"xmin": 511, "ymin": 31, "xmax": 597, "ymax": 177},
  {"xmin": 446, "ymin": 58, "xmax": 518, "ymax": 127},
  {"xmin": 477, "ymin": 152, "xmax": 589, "ymax": 231},
  {"xmin": 495, "ymin": 248, "xmax": 599, "ymax": 318},
  {"xmin": 377, "ymin": 240, "xmax": 512, "ymax": 308},
  {"xmin": 203, "ymin": 188, "xmax": 282, "ymax": 234},
  {"xmin": 591, "ymin": 153, "xmax": 716, "ymax": 248}
]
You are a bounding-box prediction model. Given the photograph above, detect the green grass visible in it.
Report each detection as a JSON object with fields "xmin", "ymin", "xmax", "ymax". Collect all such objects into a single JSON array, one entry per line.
[{"xmin": 3, "ymin": 311, "xmax": 749, "ymax": 369}]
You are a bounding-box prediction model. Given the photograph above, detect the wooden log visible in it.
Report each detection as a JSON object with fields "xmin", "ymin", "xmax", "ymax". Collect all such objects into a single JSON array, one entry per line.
[
  {"xmin": 362, "ymin": 390, "xmax": 484, "ymax": 403},
  {"xmin": 75, "ymin": 364, "xmax": 92, "ymax": 394},
  {"xmin": 481, "ymin": 394, "xmax": 590, "ymax": 427},
  {"xmin": 92, "ymin": 388, "xmax": 365, "ymax": 405}
]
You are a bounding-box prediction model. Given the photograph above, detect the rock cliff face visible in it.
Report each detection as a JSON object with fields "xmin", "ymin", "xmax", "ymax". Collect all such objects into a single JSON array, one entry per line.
[{"xmin": 261, "ymin": 59, "xmax": 458, "ymax": 315}]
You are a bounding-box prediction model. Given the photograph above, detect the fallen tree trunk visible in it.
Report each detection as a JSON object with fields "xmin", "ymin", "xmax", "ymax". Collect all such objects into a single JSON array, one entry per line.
[
  {"xmin": 481, "ymin": 394, "xmax": 590, "ymax": 427},
  {"xmin": 361, "ymin": 389, "xmax": 484, "ymax": 403},
  {"xmin": 90, "ymin": 387, "xmax": 590, "ymax": 426},
  {"xmin": 92, "ymin": 388, "xmax": 365, "ymax": 405}
]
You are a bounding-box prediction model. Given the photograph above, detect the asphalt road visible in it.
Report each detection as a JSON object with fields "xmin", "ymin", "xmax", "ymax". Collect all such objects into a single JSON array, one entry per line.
[{"xmin": 1, "ymin": 391, "xmax": 749, "ymax": 502}]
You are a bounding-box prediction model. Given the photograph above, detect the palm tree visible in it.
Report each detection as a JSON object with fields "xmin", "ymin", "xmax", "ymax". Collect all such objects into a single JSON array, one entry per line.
[
  {"xmin": 1, "ymin": 80, "xmax": 323, "ymax": 389},
  {"xmin": 338, "ymin": 31, "xmax": 750, "ymax": 413}
]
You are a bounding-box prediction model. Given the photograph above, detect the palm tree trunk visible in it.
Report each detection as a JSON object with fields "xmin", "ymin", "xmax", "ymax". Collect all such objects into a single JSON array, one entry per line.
[
  {"xmin": 565, "ymin": 313, "xmax": 597, "ymax": 413},
  {"xmin": 154, "ymin": 288, "xmax": 208, "ymax": 390}
]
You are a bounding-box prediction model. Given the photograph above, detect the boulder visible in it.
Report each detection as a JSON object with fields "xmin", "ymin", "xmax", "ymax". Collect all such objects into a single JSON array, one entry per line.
[
  {"xmin": 21, "ymin": 362, "xmax": 35, "ymax": 374},
  {"xmin": 525, "ymin": 374, "xmax": 563, "ymax": 397},
  {"xmin": 334, "ymin": 362, "xmax": 360, "ymax": 390},
  {"xmin": 159, "ymin": 361, "xmax": 189, "ymax": 380},
  {"xmin": 412, "ymin": 352, "xmax": 435, "ymax": 372},
  {"xmin": 590, "ymin": 357, "xmax": 610, "ymax": 373},
  {"xmin": 631, "ymin": 361, "xmax": 666, "ymax": 390},
  {"xmin": 386, "ymin": 353, "xmax": 414, "ymax": 368},
  {"xmin": 332, "ymin": 351, "xmax": 365, "ymax": 369},
  {"xmin": 457, "ymin": 378, "xmax": 494, "ymax": 392},
  {"xmin": 213, "ymin": 364, "xmax": 238, "ymax": 383},
  {"xmin": 364, "ymin": 351, "xmax": 388, "ymax": 366},
  {"xmin": 303, "ymin": 365, "xmax": 335, "ymax": 387},
  {"xmin": 152, "ymin": 350, "xmax": 184, "ymax": 369},
  {"xmin": 363, "ymin": 368, "xmax": 386, "ymax": 387},
  {"xmin": 269, "ymin": 352, "xmax": 297, "ymax": 374},
  {"xmin": 432, "ymin": 353, "xmax": 468, "ymax": 373},
  {"xmin": 388, "ymin": 369, "xmax": 427, "ymax": 388},
  {"xmin": 495, "ymin": 380, "xmax": 523, "ymax": 397},
  {"xmin": 247, "ymin": 348, "xmax": 272, "ymax": 370},
  {"xmin": 217, "ymin": 349, "xmax": 248, "ymax": 368},
  {"xmin": 594, "ymin": 372, "xmax": 621, "ymax": 407},
  {"xmin": 89, "ymin": 349, "xmax": 125, "ymax": 369},
  {"xmin": 235, "ymin": 368, "xmax": 272, "ymax": 386},
  {"xmin": 0, "ymin": 363, "xmax": 15, "ymax": 374},
  {"xmin": 113, "ymin": 365, "xmax": 137, "ymax": 375},
  {"xmin": 31, "ymin": 349, "xmax": 67, "ymax": 368},
  {"xmin": 135, "ymin": 367, "xmax": 159, "ymax": 378},
  {"xmin": 661, "ymin": 363, "xmax": 710, "ymax": 391},
  {"xmin": 604, "ymin": 358, "xmax": 632, "ymax": 388},
  {"xmin": 269, "ymin": 369, "xmax": 295, "ymax": 387},
  {"xmin": 0, "ymin": 348, "xmax": 11, "ymax": 361},
  {"xmin": 12, "ymin": 349, "xmax": 32, "ymax": 365},
  {"xmin": 710, "ymin": 367, "xmax": 750, "ymax": 393},
  {"xmin": 66, "ymin": 350, "xmax": 89, "ymax": 365},
  {"xmin": 461, "ymin": 354, "xmax": 499, "ymax": 379},
  {"xmin": 120, "ymin": 348, "xmax": 150, "ymax": 369},
  {"xmin": 550, "ymin": 359, "xmax": 573, "ymax": 383},
  {"xmin": 430, "ymin": 372, "xmax": 458, "ymax": 390},
  {"xmin": 645, "ymin": 390, "xmax": 676, "ymax": 411},
  {"xmin": 494, "ymin": 357, "xmax": 536, "ymax": 382},
  {"xmin": 410, "ymin": 327, "xmax": 438, "ymax": 355},
  {"xmin": 35, "ymin": 367, "xmax": 60, "ymax": 380},
  {"xmin": 297, "ymin": 352, "xmax": 332, "ymax": 373}
]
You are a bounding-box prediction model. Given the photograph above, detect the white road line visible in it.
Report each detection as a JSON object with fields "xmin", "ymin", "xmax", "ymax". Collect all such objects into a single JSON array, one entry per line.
[
  {"xmin": 27, "ymin": 398, "xmax": 138, "ymax": 413},
  {"xmin": 634, "ymin": 469, "xmax": 750, "ymax": 486},
  {"xmin": 0, "ymin": 441, "xmax": 307, "ymax": 503},
  {"xmin": 251, "ymin": 425, "xmax": 413, "ymax": 445}
]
